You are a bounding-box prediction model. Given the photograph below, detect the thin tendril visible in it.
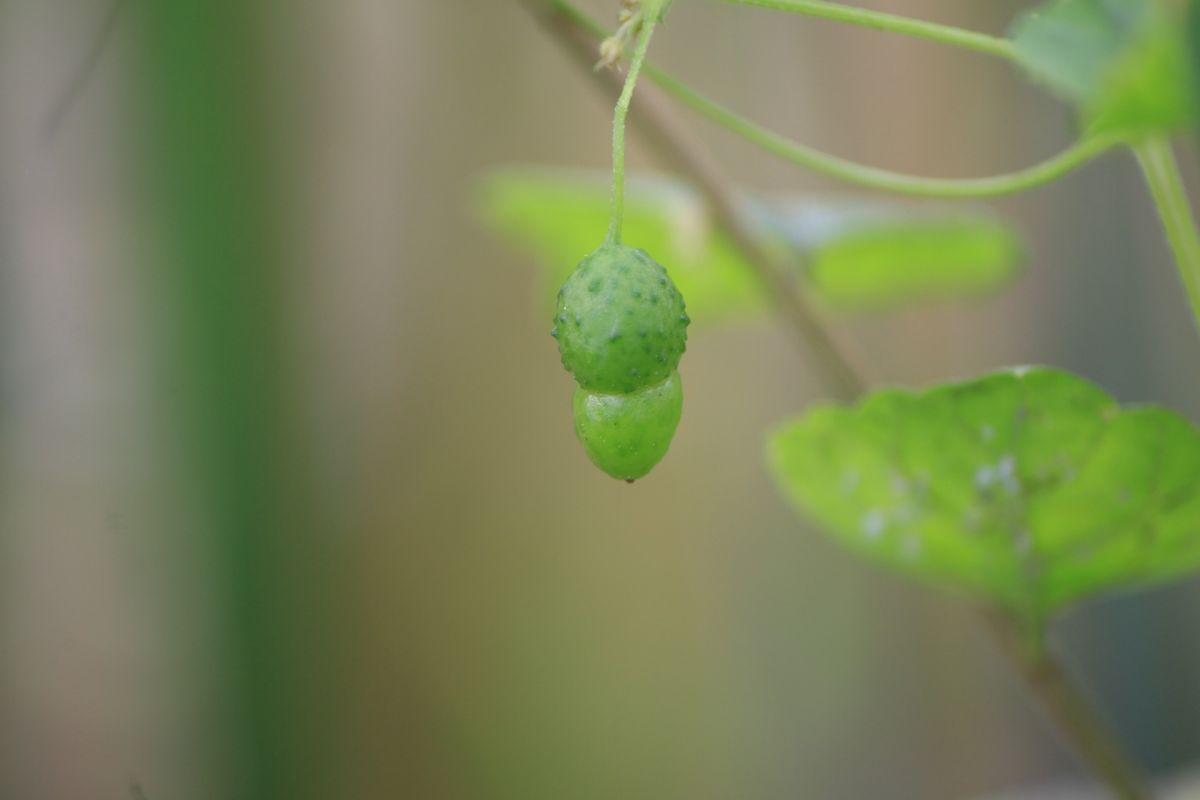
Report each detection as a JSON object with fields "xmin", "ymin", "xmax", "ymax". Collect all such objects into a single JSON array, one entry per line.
[{"xmin": 646, "ymin": 62, "xmax": 1120, "ymax": 198}]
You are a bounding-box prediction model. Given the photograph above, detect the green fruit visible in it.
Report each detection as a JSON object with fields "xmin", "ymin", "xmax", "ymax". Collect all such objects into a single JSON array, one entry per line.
[
  {"xmin": 572, "ymin": 371, "xmax": 683, "ymax": 482},
  {"xmin": 553, "ymin": 244, "xmax": 689, "ymax": 395}
]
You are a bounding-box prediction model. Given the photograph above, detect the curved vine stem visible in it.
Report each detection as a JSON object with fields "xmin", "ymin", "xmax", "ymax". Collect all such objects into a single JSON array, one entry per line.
[
  {"xmin": 608, "ymin": 3, "xmax": 666, "ymax": 244},
  {"xmin": 647, "ymin": 62, "xmax": 1121, "ymax": 198},
  {"xmin": 553, "ymin": 0, "xmax": 1119, "ymax": 200},
  {"xmin": 1134, "ymin": 137, "xmax": 1200, "ymax": 338},
  {"xmin": 715, "ymin": 0, "xmax": 1017, "ymax": 61}
]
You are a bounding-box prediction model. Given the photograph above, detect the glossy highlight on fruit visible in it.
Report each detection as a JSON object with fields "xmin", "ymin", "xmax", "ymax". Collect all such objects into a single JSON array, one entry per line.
[
  {"xmin": 573, "ymin": 371, "xmax": 683, "ymax": 481},
  {"xmin": 553, "ymin": 244, "xmax": 689, "ymax": 395}
]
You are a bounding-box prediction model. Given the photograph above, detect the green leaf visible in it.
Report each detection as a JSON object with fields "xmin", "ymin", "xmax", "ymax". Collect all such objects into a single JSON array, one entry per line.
[
  {"xmin": 764, "ymin": 202, "xmax": 1024, "ymax": 311},
  {"xmin": 477, "ymin": 168, "xmax": 1024, "ymax": 320},
  {"xmin": 766, "ymin": 367, "xmax": 1200, "ymax": 620},
  {"xmin": 1010, "ymin": 0, "xmax": 1198, "ymax": 136},
  {"xmin": 478, "ymin": 168, "xmax": 759, "ymax": 326},
  {"xmin": 1010, "ymin": 0, "xmax": 1140, "ymax": 101}
]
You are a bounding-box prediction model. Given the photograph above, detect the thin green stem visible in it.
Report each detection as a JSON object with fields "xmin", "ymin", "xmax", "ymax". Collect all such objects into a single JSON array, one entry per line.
[
  {"xmin": 649, "ymin": 63, "xmax": 1119, "ymax": 198},
  {"xmin": 716, "ymin": 0, "xmax": 1016, "ymax": 61},
  {"xmin": 608, "ymin": 6, "xmax": 663, "ymax": 244},
  {"xmin": 1134, "ymin": 137, "xmax": 1200, "ymax": 337},
  {"xmin": 554, "ymin": 0, "xmax": 1119, "ymax": 200}
]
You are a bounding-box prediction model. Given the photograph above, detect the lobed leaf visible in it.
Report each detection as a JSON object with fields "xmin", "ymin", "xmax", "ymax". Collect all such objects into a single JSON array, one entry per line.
[{"xmin": 766, "ymin": 367, "xmax": 1200, "ymax": 619}]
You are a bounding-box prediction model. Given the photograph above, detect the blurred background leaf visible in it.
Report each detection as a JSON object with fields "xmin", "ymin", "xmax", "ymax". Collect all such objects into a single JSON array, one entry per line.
[
  {"xmin": 479, "ymin": 168, "xmax": 762, "ymax": 324},
  {"xmin": 765, "ymin": 199, "xmax": 1025, "ymax": 311},
  {"xmin": 479, "ymin": 168, "xmax": 1025, "ymax": 319}
]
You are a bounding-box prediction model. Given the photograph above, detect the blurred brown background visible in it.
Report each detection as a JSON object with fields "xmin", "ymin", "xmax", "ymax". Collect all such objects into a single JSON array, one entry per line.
[{"xmin": 1, "ymin": 1, "xmax": 1199, "ymax": 798}]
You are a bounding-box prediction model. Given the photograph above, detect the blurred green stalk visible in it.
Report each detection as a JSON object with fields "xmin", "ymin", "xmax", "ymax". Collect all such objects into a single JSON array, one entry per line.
[{"xmin": 141, "ymin": 2, "xmax": 296, "ymax": 797}]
